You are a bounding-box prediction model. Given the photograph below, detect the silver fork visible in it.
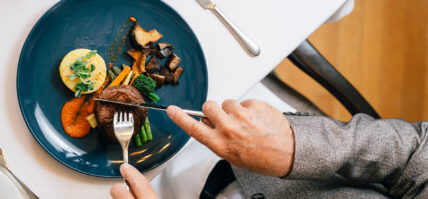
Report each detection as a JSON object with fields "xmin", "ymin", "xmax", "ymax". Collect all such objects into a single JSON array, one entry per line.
[
  {"xmin": 113, "ymin": 111, "xmax": 134, "ymax": 186},
  {"xmin": 0, "ymin": 148, "xmax": 39, "ymax": 199}
]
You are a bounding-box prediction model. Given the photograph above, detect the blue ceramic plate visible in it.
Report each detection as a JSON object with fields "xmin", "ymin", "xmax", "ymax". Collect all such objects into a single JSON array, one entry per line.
[{"xmin": 17, "ymin": 0, "xmax": 207, "ymax": 177}]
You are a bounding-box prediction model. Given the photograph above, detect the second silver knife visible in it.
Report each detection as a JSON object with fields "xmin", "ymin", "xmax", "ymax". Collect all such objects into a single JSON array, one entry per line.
[{"xmin": 196, "ymin": 0, "xmax": 261, "ymax": 56}]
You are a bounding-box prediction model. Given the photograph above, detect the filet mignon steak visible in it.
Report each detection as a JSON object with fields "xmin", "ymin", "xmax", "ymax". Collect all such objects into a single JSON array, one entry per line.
[{"xmin": 95, "ymin": 85, "xmax": 148, "ymax": 142}]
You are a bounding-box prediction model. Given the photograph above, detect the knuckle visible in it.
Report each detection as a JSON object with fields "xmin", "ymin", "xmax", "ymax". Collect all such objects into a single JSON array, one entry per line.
[
  {"xmin": 222, "ymin": 99, "xmax": 236, "ymax": 108},
  {"xmin": 220, "ymin": 121, "xmax": 247, "ymax": 139},
  {"xmin": 187, "ymin": 122, "xmax": 201, "ymax": 137},
  {"xmin": 203, "ymin": 100, "xmax": 216, "ymax": 112},
  {"xmin": 221, "ymin": 124, "xmax": 240, "ymax": 138},
  {"xmin": 221, "ymin": 123, "xmax": 234, "ymax": 132},
  {"xmin": 233, "ymin": 109, "xmax": 247, "ymax": 119},
  {"xmin": 241, "ymin": 100, "xmax": 267, "ymax": 110},
  {"xmin": 241, "ymin": 99, "xmax": 255, "ymax": 107}
]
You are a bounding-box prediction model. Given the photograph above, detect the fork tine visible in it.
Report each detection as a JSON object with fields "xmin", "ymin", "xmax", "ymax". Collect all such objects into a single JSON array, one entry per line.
[
  {"xmin": 114, "ymin": 111, "xmax": 118, "ymax": 125},
  {"xmin": 119, "ymin": 111, "xmax": 123, "ymax": 123},
  {"xmin": 121, "ymin": 111, "xmax": 124, "ymax": 122},
  {"xmin": 129, "ymin": 112, "xmax": 133, "ymax": 124},
  {"xmin": 125, "ymin": 111, "xmax": 128, "ymax": 123}
]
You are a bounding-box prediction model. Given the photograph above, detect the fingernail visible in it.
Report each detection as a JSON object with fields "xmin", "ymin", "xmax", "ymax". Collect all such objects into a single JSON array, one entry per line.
[
  {"xmin": 167, "ymin": 106, "xmax": 177, "ymax": 118},
  {"xmin": 120, "ymin": 163, "xmax": 130, "ymax": 174}
]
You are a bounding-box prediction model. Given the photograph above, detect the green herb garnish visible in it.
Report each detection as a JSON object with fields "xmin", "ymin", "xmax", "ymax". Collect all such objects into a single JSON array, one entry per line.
[
  {"xmin": 69, "ymin": 50, "xmax": 97, "ymax": 97},
  {"xmin": 85, "ymin": 50, "xmax": 98, "ymax": 59}
]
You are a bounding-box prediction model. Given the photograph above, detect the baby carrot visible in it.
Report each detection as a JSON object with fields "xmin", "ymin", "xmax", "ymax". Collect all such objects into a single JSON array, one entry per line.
[{"xmin": 109, "ymin": 65, "xmax": 131, "ymax": 87}]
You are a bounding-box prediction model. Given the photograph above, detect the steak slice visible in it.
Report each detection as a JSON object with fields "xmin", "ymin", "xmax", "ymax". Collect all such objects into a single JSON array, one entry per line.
[{"xmin": 95, "ymin": 85, "xmax": 148, "ymax": 142}]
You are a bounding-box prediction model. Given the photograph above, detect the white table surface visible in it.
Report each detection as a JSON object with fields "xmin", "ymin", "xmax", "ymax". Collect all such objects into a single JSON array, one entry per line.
[{"xmin": 0, "ymin": 0, "xmax": 346, "ymax": 198}]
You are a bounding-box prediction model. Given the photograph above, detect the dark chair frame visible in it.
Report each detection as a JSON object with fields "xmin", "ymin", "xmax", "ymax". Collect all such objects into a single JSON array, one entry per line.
[{"xmin": 287, "ymin": 39, "xmax": 380, "ymax": 118}]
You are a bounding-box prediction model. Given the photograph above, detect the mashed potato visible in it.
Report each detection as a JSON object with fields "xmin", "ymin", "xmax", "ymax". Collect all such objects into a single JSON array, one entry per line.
[{"xmin": 59, "ymin": 49, "xmax": 106, "ymax": 94}]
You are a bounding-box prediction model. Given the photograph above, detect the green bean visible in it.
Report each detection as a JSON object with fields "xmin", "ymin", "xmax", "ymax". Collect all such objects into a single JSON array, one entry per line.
[
  {"xmin": 134, "ymin": 134, "xmax": 142, "ymax": 147},
  {"xmin": 145, "ymin": 117, "xmax": 153, "ymax": 141},
  {"xmin": 140, "ymin": 126, "xmax": 148, "ymax": 143},
  {"xmin": 112, "ymin": 66, "xmax": 122, "ymax": 76},
  {"xmin": 108, "ymin": 69, "xmax": 117, "ymax": 80}
]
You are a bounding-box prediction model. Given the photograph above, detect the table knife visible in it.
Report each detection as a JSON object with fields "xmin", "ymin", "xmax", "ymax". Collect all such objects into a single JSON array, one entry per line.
[
  {"xmin": 94, "ymin": 98, "xmax": 206, "ymax": 118},
  {"xmin": 196, "ymin": 0, "xmax": 261, "ymax": 56},
  {"xmin": 0, "ymin": 148, "xmax": 39, "ymax": 199}
]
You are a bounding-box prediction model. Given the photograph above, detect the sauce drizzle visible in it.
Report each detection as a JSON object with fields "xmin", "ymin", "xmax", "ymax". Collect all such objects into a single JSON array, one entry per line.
[{"xmin": 108, "ymin": 17, "xmax": 137, "ymax": 67}]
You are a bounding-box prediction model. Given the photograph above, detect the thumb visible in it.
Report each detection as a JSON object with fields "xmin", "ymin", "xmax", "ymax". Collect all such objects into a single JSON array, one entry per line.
[{"xmin": 120, "ymin": 164, "xmax": 158, "ymax": 199}]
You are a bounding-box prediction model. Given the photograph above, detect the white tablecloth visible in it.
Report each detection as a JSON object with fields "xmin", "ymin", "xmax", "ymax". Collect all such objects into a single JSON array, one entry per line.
[{"xmin": 0, "ymin": 0, "xmax": 348, "ymax": 198}]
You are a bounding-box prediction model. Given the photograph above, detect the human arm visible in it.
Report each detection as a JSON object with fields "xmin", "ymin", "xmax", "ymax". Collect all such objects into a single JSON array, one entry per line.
[
  {"xmin": 167, "ymin": 99, "xmax": 428, "ymax": 198},
  {"xmin": 284, "ymin": 113, "xmax": 428, "ymax": 198}
]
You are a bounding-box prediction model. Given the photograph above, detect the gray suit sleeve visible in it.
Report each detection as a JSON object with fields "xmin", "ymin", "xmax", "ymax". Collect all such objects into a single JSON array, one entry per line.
[{"xmin": 283, "ymin": 113, "xmax": 428, "ymax": 198}]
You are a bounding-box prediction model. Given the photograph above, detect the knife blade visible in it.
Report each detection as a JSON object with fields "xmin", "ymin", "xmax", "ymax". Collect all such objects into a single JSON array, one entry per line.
[
  {"xmin": 195, "ymin": 0, "xmax": 261, "ymax": 56},
  {"xmin": 94, "ymin": 98, "xmax": 206, "ymax": 118}
]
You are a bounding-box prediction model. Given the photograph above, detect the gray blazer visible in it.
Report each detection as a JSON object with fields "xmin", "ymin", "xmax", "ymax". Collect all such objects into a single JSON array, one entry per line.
[{"xmin": 232, "ymin": 113, "xmax": 428, "ymax": 198}]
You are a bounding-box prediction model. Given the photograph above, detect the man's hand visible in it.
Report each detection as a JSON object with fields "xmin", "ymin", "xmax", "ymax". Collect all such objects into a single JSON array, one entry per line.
[
  {"xmin": 167, "ymin": 99, "xmax": 295, "ymax": 177},
  {"xmin": 110, "ymin": 164, "xmax": 159, "ymax": 199}
]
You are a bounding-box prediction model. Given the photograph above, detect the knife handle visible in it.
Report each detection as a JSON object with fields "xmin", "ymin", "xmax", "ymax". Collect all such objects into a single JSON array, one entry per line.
[
  {"xmin": 211, "ymin": 5, "xmax": 261, "ymax": 56},
  {"xmin": 182, "ymin": 109, "xmax": 206, "ymax": 118}
]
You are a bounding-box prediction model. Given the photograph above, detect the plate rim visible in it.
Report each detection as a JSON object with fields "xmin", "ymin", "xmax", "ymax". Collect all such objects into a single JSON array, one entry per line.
[{"xmin": 16, "ymin": 0, "xmax": 208, "ymax": 178}]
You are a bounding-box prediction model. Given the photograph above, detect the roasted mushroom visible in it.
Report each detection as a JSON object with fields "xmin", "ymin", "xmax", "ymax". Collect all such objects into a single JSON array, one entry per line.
[
  {"xmin": 159, "ymin": 67, "xmax": 174, "ymax": 84},
  {"xmin": 146, "ymin": 55, "xmax": 161, "ymax": 73},
  {"xmin": 148, "ymin": 73, "xmax": 166, "ymax": 89},
  {"xmin": 157, "ymin": 43, "xmax": 174, "ymax": 58},
  {"xmin": 142, "ymin": 43, "xmax": 157, "ymax": 57},
  {"xmin": 127, "ymin": 50, "xmax": 146, "ymax": 74},
  {"xmin": 165, "ymin": 53, "xmax": 181, "ymax": 71},
  {"xmin": 173, "ymin": 67, "xmax": 184, "ymax": 84},
  {"xmin": 131, "ymin": 24, "xmax": 163, "ymax": 49}
]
